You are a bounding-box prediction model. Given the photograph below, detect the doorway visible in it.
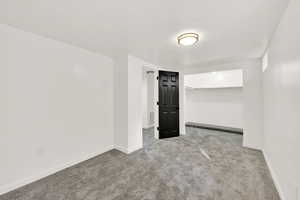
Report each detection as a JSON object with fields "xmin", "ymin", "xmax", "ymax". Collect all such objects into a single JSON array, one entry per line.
[
  {"xmin": 158, "ymin": 70, "xmax": 180, "ymax": 139},
  {"xmin": 142, "ymin": 68, "xmax": 156, "ymax": 146}
]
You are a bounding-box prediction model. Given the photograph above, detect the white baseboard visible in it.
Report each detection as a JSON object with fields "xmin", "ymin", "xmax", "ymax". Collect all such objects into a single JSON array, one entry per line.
[
  {"xmin": 180, "ymin": 129, "xmax": 186, "ymax": 135},
  {"xmin": 263, "ymin": 150, "xmax": 285, "ymax": 200},
  {"xmin": 114, "ymin": 144, "xmax": 142, "ymax": 154},
  {"xmin": 127, "ymin": 145, "xmax": 142, "ymax": 154},
  {"xmin": 243, "ymin": 141, "xmax": 262, "ymax": 151},
  {"xmin": 0, "ymin": 145, "xmax": 114, "ymax": 196},
  {"xmin": 142, "ymin": 124, "xmax": 154, "ymax": 129},
  {"xmin": 114, "ymin": 145, "xmax": 129, "ymax": 154}
]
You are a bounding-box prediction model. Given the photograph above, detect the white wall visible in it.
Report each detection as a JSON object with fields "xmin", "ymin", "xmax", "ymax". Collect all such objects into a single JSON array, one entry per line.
[
  {"xmin": 263, "ymin": 0, "xmax": 300, "ymax": 199},
  {"xmin": 184, "ymin": 60, "xmax": 264, "ymax": 150},
  {"xmin": 185, "ymin": 69, "xmax": 243, "ymax": 89},
  {"xmin": 185, "ymin": 88, "xmax": 243, "ymax": 129},
  {"xmin": 127, "ymin": 55, "xmax": 144, "ymax": 153},
  {"xmin": 179, "ymin": 72, "xmax": 186, "ymax": 136},
  {"xmin": 142, "ymin": 70, "xmax": 155, "ymax": 129},
  {"xmin": 243, "ymin": 59, "xmax": 264, "ymax": 150},
  {"xmin": 142, "ymin": 71, "xmax": 148, "ymax": 128},
  {"xmin": 114, "ymin": 55, "xmax": 147, "ymax": 154},
  {"xmin": 147, "ymin": 72, "xmax": 155, "ymax": 127},
  {"xmin": 113, "ymin": 55, "xmax": 129, "ymax": 152},
  {"xmin": 0, "ymin": 24, "xmax": 114, "ymax": 194}
]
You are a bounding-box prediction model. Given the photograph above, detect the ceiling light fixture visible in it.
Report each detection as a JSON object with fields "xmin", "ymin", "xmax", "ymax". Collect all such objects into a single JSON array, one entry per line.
[{"xmin": 177, "ymin": 32, "xmax": 199, "ymax": 46}]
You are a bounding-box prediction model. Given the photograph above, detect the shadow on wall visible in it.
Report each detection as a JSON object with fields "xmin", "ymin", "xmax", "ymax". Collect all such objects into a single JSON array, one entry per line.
[
  {"xmin": 186, "ymin": 87, "xmax": 243, "ymax": 103},
  {"xmin": 185, "ymin": 87, "xmax": 243, "ymax": 129}
]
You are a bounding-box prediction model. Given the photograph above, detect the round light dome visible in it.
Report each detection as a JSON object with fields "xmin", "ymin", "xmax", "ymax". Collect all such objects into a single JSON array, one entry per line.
[{"xmin": 177, "ymin": 33, "xmax": 199, "ymax": 46}]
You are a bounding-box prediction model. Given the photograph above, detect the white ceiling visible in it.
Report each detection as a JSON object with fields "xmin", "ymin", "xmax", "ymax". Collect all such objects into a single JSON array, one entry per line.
[{"xmin": 0, "ymin": 0, "xmax": 289, "ymax": 69}]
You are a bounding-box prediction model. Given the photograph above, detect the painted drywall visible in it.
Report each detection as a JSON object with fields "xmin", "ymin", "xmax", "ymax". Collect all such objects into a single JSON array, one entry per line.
[
  {"xmin": 113, "ymin": 55, "xmax": 129, "ymax": 153},
  {"xmin": 147, "ymin": 72, "xmax": 155, "ymax": 127},
  {"xmin": 184, "ymin": 59, "xmax": 264, "ymax": 150},
  {"xmin": 242, "ymin": 59, "xmax": 264, "ymax": 150},
  {"xmin": 185, "ymin": 69, "xmax": 243, "ymax": 89},
  {"xmin": 142, "ymin": 70, "xmax": 155, "ymax": 129},
  {"xmin": 0, "ymin": 0, "xmax": 289, "ymax": 67},
  {"xmin": 185, "ymin": 88, "xmax": 243, "ymax": 129},
  {"xmin": 0, "ymin": 24, "xmax": 114, "ymax": 194},
  {"xmin": 127, "ymin": 55, "xmax": 144, "ymax": 153},
  {"xmin": 142, "ymin": 71, "xmax": 148, "ymax": 128},
  {"xmin": 117, "ymin": 58, "xmax": 186, "ymax": 142},
  {"xmin": 114, "ymin": 55, "xmax": 148, "ymax": 154},
  {"xmin": 263, "ymin": 0, "xmax": 300, "ymax": 199},
  {"xmin": 179, "ymin": 71, "xmax": 186, "ymax": 136}
]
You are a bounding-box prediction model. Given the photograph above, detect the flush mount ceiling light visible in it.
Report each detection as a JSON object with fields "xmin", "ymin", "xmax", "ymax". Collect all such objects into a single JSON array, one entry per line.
[{"xmin": 177, "ymin": 32, "xmax": 199, "ymax": 46}]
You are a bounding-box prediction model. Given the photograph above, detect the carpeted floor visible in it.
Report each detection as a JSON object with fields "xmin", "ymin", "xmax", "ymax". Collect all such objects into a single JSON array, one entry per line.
[{"xmin": 0, "ymin": 127, "xmax": 280, "ymax": 200}]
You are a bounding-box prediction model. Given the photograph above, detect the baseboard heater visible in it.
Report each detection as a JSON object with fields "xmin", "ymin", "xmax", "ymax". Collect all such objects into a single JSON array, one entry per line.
[{"xmin": 186, "ymin": 122, "xmax": 243, "ymax": 135}]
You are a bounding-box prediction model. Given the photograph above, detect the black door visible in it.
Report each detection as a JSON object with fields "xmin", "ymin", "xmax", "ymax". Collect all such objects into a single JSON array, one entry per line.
[{"xmin": 158, "ymin": 70, "xmax": 179, "ymax": 139}]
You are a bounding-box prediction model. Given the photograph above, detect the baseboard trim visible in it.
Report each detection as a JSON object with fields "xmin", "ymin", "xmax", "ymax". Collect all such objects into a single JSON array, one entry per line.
[
  {"xmin": 186, "ymin": 122, "xmax": 243, "ymax": 135},
  {"xmin": 142, "ymin": 125, "xmax": 154, "ymax": 129},
  {"xmin": 127, "ymin": 145, "xmax": 142, "ymax": 154},
  {"xmin": 114, "ymin": 145, "xmax": 142, "ymax": 154},
  {"xmin": 263, "ymin": 150, "xmax": 285, "ymax": 200},
  {"xmin": 0, "ymin": 145, "xmax": 114, "ymax": 196},
  {"xmin": 114, "ymin": 145, "xmax": 129, "ymax": 154},
  {"xmin": 243, "ymin": 142, "xmax": 262, "ymax": 151}
]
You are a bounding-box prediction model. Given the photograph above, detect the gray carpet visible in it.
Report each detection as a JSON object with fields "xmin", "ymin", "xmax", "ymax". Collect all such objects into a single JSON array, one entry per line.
[
  {"xmin": 0, "ymin": 127, "xmax": 280, "ymax": 200},
  {"xmin": 143, "ymin": 127, "xmax": 155, "ymax": 147}
]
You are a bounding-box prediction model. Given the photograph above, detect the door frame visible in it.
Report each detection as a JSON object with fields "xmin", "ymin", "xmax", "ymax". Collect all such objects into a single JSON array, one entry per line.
[
  {"xmin": 141, "ymin": 66, "xmax": 185, "ymax": 140},
  {"xmin": 158, "ymin": 70, "xmax": 180, "ymax": 139}
]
